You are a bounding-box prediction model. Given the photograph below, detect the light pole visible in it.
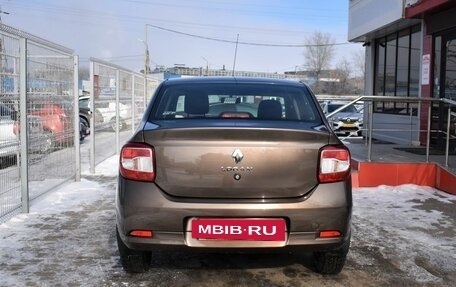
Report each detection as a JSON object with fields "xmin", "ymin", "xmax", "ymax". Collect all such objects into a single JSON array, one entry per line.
[
  {"xmin": 138, "ymin": 37, "xmax": 149, "ymax": 110},
  {"xmin": 140, "ymin": 24, "xmax": 150, "ymax": 106},
  {"xmin": 201, "ymin": 56, "xmax": 209, "ymax": 76}
]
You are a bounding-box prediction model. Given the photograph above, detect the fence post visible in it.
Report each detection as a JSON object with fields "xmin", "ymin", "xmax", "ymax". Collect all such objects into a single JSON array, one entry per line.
[
  {"xmin": 131, "ymin": 73, "xmax": 135, "ymax": 133},
  {"xmin": 116, "ymin": 69, "xmax": 120, "ymax": 154},
  {"xmin": 89, "ymin": 60, "xmax": 96, "ymax": 174},
  {"xmin": 426, "ymin": 104, "xmax": 431, "ymax": 163},
  {"xmin": 367, "ymin": 101, "xmax": 373, "ymax": 162},
  {"xmin": 144, "ymin": 73, "xmax": 147, "ymax": 111},
  {"xmin": 74, "ymin": 55, "xmax": 81, "ymax": 181},
  {"xmin": 409, "ymin": 106, "xmax": 413, "ymax": 145},
  {"xmin": 19, "ymin": 38, "xmax": 29, "ymax": 213},
  {"xmin": 445, "ymin": 106, "xmax": 451, "ymax": 167}
]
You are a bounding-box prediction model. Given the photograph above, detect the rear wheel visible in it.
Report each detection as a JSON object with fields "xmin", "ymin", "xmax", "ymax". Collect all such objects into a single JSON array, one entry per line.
[
  {"xmin": 80, "ymin": 117, "xmax": 90, "ymax": 129},
  {"xmin": 40, "ymin": 132, "xmax": 55, "ymax": 154},
  {"xmin": 116, "ymin": 227, "xmax": 151, "ymax": 273},
  {"xmin": 313, "ymin": 234, "xmax": 350, "ymax": 275},
  {"xmin": 110, "ymin": 117, "xmax": 125, "ymax": 132}
]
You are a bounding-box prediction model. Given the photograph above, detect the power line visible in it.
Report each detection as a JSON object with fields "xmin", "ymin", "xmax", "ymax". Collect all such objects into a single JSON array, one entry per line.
[{"xmin": 146, "ymin": 24, "xmax": 353, "ymax": 48}]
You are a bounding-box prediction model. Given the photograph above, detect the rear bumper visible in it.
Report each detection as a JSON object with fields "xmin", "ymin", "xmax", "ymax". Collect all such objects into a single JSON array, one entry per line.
[
  {"xmin": 116, "ymin": 176, "xmax": 352, "ymax": 251},
  {"xmin": 332, "ymin": 121, "xmax": 363, "ymax": 135}
]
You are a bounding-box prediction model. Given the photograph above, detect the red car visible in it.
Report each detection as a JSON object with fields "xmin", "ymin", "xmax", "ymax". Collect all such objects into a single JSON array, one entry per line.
[{"xmin": 28, "ymin": 100, "xmax": 74, "ymax": 147}]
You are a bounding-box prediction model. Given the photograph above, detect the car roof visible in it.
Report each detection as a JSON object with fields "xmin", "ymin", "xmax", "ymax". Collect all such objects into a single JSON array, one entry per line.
[{"xmin": 163, "ymin": 76, "xmax": 308, "ymax": 87}]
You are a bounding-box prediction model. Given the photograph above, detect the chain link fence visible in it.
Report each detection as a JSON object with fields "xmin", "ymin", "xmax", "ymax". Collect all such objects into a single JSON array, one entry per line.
[{"xmin": 0, "ymin": 24, "xmax": 77, "ymax": 222}]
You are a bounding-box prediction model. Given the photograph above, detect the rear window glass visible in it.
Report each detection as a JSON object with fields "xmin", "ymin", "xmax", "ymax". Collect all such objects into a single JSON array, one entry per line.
[{"xmin": 151, "ymin": 83, "xmax": 319, "ymax": 122}]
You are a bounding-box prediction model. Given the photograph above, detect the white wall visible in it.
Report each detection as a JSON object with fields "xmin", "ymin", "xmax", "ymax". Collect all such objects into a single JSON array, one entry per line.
[{"xmin": 348, "ymin": 0, "xmax": 404, "ymax": 42}]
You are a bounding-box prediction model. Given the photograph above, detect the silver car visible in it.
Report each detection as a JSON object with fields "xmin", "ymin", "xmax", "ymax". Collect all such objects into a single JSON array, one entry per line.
[
  {"xmin": 321, "ymin": 101, "xmax": 363, "ymax": 137},
  {"xmin": 116, "ymin": 77, "xmax": 352, "ymax": 274}
]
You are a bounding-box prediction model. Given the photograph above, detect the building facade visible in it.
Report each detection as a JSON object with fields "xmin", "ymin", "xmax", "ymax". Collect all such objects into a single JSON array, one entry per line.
[{"xmin": 349, "ymin": 0, "xmax": 456, "ymax": 148}]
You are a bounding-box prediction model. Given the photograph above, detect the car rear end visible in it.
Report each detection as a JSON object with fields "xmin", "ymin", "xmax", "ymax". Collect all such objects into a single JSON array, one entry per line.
[
  {"xmin": 0, "ymin": 103, "xmax": 19, "ymax": 160},
  {"xmin": 116, "ymin": 77, "xmax": 352, "ymax": 274}
]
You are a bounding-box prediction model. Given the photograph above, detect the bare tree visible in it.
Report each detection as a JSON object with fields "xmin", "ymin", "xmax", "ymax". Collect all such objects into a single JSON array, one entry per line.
[
  {"xmin": 303, "ymin": 31, "xmax": 335, "ymax": 82},
  {"xmin": 351, "ymin": 48, "xmax": 365, "ymax": 78},
  {"xmin": 336, "ymin": 58, "xmax": 352, "ymax": 85},
  {"xmin": 334, "ymin": 58, "xmax": 352, "ymax": 94}
]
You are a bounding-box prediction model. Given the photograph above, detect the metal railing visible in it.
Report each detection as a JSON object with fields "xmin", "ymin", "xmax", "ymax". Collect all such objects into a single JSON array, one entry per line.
[{"xmin": 320, "ymin": 95, "xmax": 455, "ymax": 168}]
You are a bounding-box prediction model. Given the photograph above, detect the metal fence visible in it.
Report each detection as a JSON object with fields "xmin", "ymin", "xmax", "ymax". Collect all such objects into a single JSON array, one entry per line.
[
  {"xmin": 85, "ymin": 58, "xmax": 159, "ymax": 173},
  {"xmin": 0, "ymin": 24, "xmax": 78, "ymax": 222}
]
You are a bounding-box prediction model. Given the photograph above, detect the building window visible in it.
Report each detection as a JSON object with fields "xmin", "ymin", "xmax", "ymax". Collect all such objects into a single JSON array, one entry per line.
[{"xmin": 374, "ymin": 25, "xmax": 421, "ymax": 114}]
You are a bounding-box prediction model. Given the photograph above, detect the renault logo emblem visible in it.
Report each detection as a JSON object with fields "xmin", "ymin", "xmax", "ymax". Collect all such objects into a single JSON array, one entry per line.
[{"xmin": 232, "ymin": 149, "xmax": 244, "ymax": 164}]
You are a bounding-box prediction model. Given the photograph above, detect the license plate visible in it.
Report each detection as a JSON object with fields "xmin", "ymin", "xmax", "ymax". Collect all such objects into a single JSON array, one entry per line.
[
  {"xmin": 191, "ymin": 218, "xmax": 286, "ymax": 241},
  {"xmin": 342, "ymin": 123, "xmax": 356, "ymax": 127}
]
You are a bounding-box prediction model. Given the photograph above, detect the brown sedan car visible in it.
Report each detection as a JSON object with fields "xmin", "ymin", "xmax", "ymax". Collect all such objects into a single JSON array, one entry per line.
[{"xmin": 116, "ymin": 77, "xmax": 352, "ymax": 274}]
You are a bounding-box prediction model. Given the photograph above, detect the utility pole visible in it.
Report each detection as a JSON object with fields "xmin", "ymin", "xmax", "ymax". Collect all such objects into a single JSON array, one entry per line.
[
  {"xmin": 232, "ymin": 34, "xmax": 239, "ymax": 76},
  {"xmin": 142, "ymin": 24, "xmax": 150, "ymax": 106},
  {"xmin": 201, "ymin": 56, "xmax": 208, "ymax": 76}
]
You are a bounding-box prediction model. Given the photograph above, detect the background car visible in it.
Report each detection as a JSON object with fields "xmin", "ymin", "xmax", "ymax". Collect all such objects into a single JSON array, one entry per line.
[
  {"xmin": 80, "ymin": 94, "xmax": 133, "ymax": 132},
  {"xmin": 29, "ymin": 99, "xmax": 75, "ymax": 147},
  {"xmin": 0, "ymin": 103, "xmax": 19, "ymax": 165},
  {"xmin": 321, "ymin": 100, "xmax": 363, "ymax": 137},
  {"xmin": 1, "ymin": 102, "xmax": 54, "ymax": 167},
  {"xmin": 95, "ymin": 100, "xmax": 133, "ymax": 131},
  {"xmin": 79, "ymin": 95, "xmax": 92, "ymax": 131},
  {"xmin": 116, "ymin": 77, "xmax": 352, "ymax": 275}
]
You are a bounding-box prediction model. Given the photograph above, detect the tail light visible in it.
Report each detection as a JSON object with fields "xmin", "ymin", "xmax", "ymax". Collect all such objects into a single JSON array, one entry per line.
[
  {"xmin": 318, "ymin": 145, "xmax": 351, "ymax": 183},
  {"xmin": 319, "ymin": 230, "xmax": 342, "ymax": 238},
  {"xmin": 13, "ymin": 121, "xmax": 19, "ymax": 135},
  {"xmin": 120, "ymin": 143, "xmax": 155, "ymax": 182},
  {"xmin": 129, "ymin": 230, "xmax": 153, "ymax": 238}
]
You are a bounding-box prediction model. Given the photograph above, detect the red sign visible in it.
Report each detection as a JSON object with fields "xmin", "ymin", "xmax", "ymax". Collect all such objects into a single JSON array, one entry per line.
[{"xmin": 191, "ymin": 218, "xmax": 286, "ymax": 241}]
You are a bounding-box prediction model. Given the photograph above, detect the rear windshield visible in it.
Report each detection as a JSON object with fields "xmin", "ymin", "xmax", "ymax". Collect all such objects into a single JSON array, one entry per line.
[{"xmin": 151, "ymin": 83, "xmax": 320, "ymax": 122}]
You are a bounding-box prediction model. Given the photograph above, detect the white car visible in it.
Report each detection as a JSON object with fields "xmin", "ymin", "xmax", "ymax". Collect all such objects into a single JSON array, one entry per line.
[
  {"xmin": 96, "ymin": 101, "xmax": 133, "ymax": 131},
  {"xmin": 321, "ymin": 101, "xmax": 363, "ymax": 137},
  {"xmin": 80, "ymin": 95, "xmax": 133, "ymax": 132},
  {"xmin": 0, "ymin": 103, "xmax": 19, "ymax": 161}
]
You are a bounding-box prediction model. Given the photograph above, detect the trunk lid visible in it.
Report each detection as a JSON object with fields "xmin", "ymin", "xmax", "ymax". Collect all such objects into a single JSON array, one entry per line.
[{"xmin": 145, "ymin": 126, "xmax": 329, "ymax": 199}]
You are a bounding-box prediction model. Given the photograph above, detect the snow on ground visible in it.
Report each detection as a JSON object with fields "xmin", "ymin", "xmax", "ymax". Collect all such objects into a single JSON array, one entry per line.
[
  {"xmin": 0, "ymin": 156, "xmax": 455, "ymax": 286},
  {"xmin": 351, "ymin": 185, "xmax": 456, "ymax": 284},
  {"xmin": 0, "ymin": 156, "xmax": 119, "ymax": 287}
]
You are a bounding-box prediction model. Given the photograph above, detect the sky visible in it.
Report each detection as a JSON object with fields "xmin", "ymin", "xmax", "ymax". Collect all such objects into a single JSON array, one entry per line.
[
  {"xmin": 0, "ymin": 0, "xmax": 364, "ymax": 73},
  {"xmin": 0, "ymin": 154, "xmax": 455, "ymax": 285}
]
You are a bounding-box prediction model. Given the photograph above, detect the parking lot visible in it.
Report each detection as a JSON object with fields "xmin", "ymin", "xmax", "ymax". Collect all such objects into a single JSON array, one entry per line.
[{"xmin": 0, "ymin": 156, "xmax": 454, "ymax": 287}]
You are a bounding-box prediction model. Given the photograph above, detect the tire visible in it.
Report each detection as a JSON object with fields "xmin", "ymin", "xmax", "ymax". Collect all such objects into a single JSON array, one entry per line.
[
  {"xmin": 313, "ymin": 234, "xmax": 350, "ymax": 275},
  {"xmin": 116, "ymin": 227, "xmax": 151, "ymax": 273},
  {"xmin": 40, "ymin": 132, "xmax": 55, "ymax": 154},
  {"xmin": 110, "ymin": 117, "xmax": 125, "ymax": 132},
  {"xmin": 80, "ymin": 117, "xmax": 90, "ymax": 129}
]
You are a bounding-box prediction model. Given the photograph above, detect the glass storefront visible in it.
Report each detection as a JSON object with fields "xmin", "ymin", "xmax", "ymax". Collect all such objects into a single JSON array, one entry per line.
[
  {"xmin": 432, "ymin": 28, "xmax": 456, "ymax": 148},
  {"xmin": 374, "ymin": 25, "xmax": 421, "ymax": 114}
]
